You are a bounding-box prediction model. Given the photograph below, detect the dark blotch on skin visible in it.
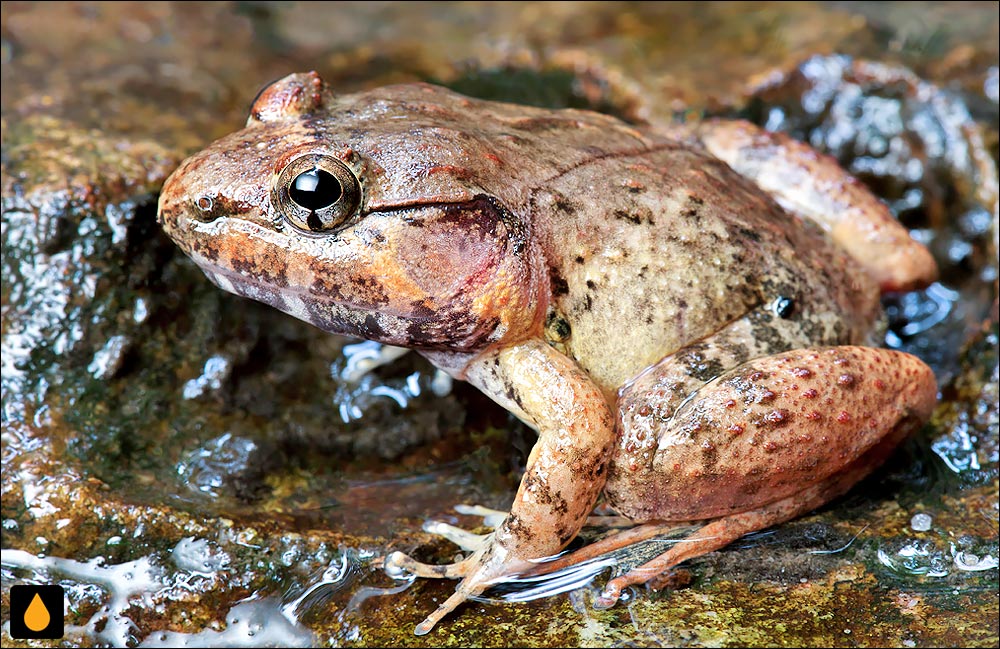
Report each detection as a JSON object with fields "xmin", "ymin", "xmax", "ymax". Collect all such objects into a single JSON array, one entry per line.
[
  {"xmin": 549, "ymin": 265, "xmax": 570, "ymax": 296},
  {"xmin": 402, "ymin": 308, "xmax": 500, "ymax": 351},
  {"xmin": 231, "ymin": 256, "xmax": 289, "ymax": 288},
  {"xmin": 748, "ymin": 306, "xmax": 794, "ymax": 355},
  {"xmin": 409, "ymin": 300, "xmax": 436, "ymax": 319},
  {"xmin": 681, "ymin": 194, "xmax": 703, "ymax": 219},
  {"xmin": 189, "ymin": 237, "xmax": 221, "ymax": 263},
  {"xmin": 364, "ymin": 313, "xmax": 386, "ymax": 339},
  {"xmin": 501, "ymin": 377, "xmax": 524, "ymax": 410},
  {"xmin": 700, "ymin": 440, "xmax": 719, "ymax": 469},
  {"xmin": 521, "ymin": 472, "xmax": 569, "ymax": 515},
  {"xmin": 676, "ymin": 345, "xmax": 725, "ymax": 382},
  {"xmin": 545, "ymin": 311, "xmax": 572, "ymax": 341},
  {"xmin": 738, "ymin": 226, "xmax": 762, "ymax": 243},
  {"xmin": 554, "ymin": 195, "xmax": 578, "ymax": 215},
  {"xmin": 613, "ymin": 208, "xmax": 643, "ymax": 225},
  {"xmin": 501, "ymin": 514, "xmax": 531, "ymax": 542}
]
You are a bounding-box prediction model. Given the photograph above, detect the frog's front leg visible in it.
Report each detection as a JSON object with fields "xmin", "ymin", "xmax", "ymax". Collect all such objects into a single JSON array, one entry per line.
[{"xmin": 385, "ymin": 338, "xmax": 616, "ymax": 635}]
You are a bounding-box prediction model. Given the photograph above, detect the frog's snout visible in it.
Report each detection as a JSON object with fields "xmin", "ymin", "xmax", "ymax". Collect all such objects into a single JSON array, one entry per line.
[
  {"xmin": 157, "ymin": 159, "xmax": 219, "ymax": 238},
  {"xmin": 156, "ymin": 172, "xmax": 184, "ymax": 232}
]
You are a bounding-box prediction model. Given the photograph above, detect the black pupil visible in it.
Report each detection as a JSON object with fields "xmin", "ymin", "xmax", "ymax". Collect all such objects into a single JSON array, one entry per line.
[{"xmin": 289, "ymin": 168, "xmax": 342, "ymax": 211}]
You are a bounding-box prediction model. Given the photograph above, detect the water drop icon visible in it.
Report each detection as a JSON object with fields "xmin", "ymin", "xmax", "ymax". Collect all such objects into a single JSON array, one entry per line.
[{"xmin": 24, "ymin": 592, "xmax": 51, "ymax": 632}]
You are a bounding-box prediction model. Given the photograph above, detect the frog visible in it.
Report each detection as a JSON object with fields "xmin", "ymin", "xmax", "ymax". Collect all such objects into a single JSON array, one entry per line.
[{"xmin": 157, "ymin": 71, "xmax": 939, "ymax": 635}]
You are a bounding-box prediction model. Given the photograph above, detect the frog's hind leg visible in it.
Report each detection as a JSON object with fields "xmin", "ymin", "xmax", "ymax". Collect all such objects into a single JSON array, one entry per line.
[
  {"xmin": 694, "ymin": 119, "xmax": 937, "ymax": 293},
  {"xmin": 601, "ymin": 344, "xmax": 936, "ymax": 607},
  {"xmin": 594, "ymin": 418, "xmax": 914, "ymax": 607}
]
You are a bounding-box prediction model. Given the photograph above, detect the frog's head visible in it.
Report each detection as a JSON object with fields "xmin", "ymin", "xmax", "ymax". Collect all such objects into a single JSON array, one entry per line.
[{"xmin": 158, "ymin": 72, "xmax": 545, "ymax": 353}]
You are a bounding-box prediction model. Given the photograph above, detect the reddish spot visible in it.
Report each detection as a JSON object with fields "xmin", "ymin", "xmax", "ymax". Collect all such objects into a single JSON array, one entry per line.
[
  {"xmin": 723, "ymin": 399, "xmax": 736, "ymax": 409},
  {"xmin": 757, "ymin": 409, "xmax": 790, "ymax": 428},
  {"xmin": 791, "ymin": 384, "xmax": 799, "ymax": 391},
  {"xmin": 792, "ymin": 367, "xmax": 813, "ymax": 378},
  {"xmin": 728, "ymin": 423, "xmax": 745, "ymax": 435},
  {"xmin": 757, "ymin": 389, "xmax": 776, "ymax": 404},
  {"xmin": 873, "ymin": 378, "xmax": 886, "ymax": 390},
  {"xmin": 805, "ymin": 411, "xmax": 822, "ymax": 420},
  {"xmin": 484, "ymin": 152, "xmax": 503, "ymax": 164},
  {"xmin": 834, "ymin": 357, "xmax": 849, "ymax": 366},
  {"xmin": 838, "ymin": 373, "xmax": 855, "ymax": 387},
  {"xmin": 638, "ymin": 404, "xmax": 652, "ymax": 417},
  {"xmin": 625, "ymin": 441, "xmax": 636, "ymax": 453},
  {"xmin": 635, "ymin": 430, "xmax": 646, "ymax": 441},
  {"xmin": 630, "ymin": 463, "xmax": 640, "ymax": 472},
  {"xmin": 750, "ymin": 371, "xmax": 765, "ymax": 382},
  {"xmin": 764, "ymin": 440, "xmax": 780, "ymax": 452},
  {"xmin": 803, "ymin": 388, "xmax": 819, "ymax": 399},
  {"xmin": 836, "ymin": 411, "xmax": 851, "ymax": 423},
  {"xmin": 869, "ymin": 419, "xmax": 877, "ymax": 429},
  {"xmin": 797, "ymin": 433, "xmax": 813, "ymax": 443}
]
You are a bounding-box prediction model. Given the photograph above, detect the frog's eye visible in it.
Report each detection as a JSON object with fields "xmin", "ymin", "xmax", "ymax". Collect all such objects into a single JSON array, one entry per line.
[{"xmin": 273, "ymin": 154, "xmax": 362, "ymax": 232}]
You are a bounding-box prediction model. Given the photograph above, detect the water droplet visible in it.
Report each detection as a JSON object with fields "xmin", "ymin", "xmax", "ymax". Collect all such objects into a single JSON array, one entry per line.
[{"xmin": 910, "ymin": 513, "xmax": 932, "ymax": 532}]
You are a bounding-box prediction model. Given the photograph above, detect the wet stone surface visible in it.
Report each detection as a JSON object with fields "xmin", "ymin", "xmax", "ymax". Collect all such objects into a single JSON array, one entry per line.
[{"xmin": 2, "ymin": 1, "xmax": 998, "ymax": 647}]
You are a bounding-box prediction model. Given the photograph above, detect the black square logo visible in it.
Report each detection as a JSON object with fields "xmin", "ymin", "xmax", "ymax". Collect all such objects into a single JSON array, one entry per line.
[{"xmin": 9, "ymin": 584, "xmax": 65, "ymax": 639}]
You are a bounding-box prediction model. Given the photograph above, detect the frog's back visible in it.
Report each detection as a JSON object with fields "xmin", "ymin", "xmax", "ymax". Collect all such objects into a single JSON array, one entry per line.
[
  {"xmin": 306, "ymin": 83, "xmax": 669, "ymax": 213},
  {"xmin": 531, "ymin": 143, "xmax": 883, "ymax": 395}
]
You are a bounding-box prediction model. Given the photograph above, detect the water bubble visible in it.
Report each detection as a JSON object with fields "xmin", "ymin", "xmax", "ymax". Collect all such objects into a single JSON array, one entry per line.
[{"xmin": 910, "ymin": 513, "xmax": 933, "ymax": 532}]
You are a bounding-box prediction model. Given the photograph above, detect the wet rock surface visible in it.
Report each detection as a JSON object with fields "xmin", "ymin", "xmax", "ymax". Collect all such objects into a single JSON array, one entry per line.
[{"xmin": 2, "ymin": 2, "xmax": 997, "ymax": 646}]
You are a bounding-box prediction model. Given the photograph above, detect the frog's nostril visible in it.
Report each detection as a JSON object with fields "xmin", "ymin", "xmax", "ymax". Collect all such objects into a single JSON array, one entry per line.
[{"xmin": 189, "ymin": 194, "xmax": 222, "ymax": 223}]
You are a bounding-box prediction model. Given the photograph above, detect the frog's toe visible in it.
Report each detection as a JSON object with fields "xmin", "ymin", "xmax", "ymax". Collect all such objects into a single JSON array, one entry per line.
[
  {"xmin": 453, "ymin": 504, "xmax": 508, "ymax": 528},
  {"xmin": 422, "ymin": 519, "xmax": 490, "ymax": 552},
  {"xmin": 415, "ymin": 504, "xmax": 507, "ymax": 552},
  {"xmin": 593, "ymin": 582, "xmax": 623, "ymax": 609},
  {"xmin": 384, "ymin": 550, "xmax": 472, "ymax": 579}
]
